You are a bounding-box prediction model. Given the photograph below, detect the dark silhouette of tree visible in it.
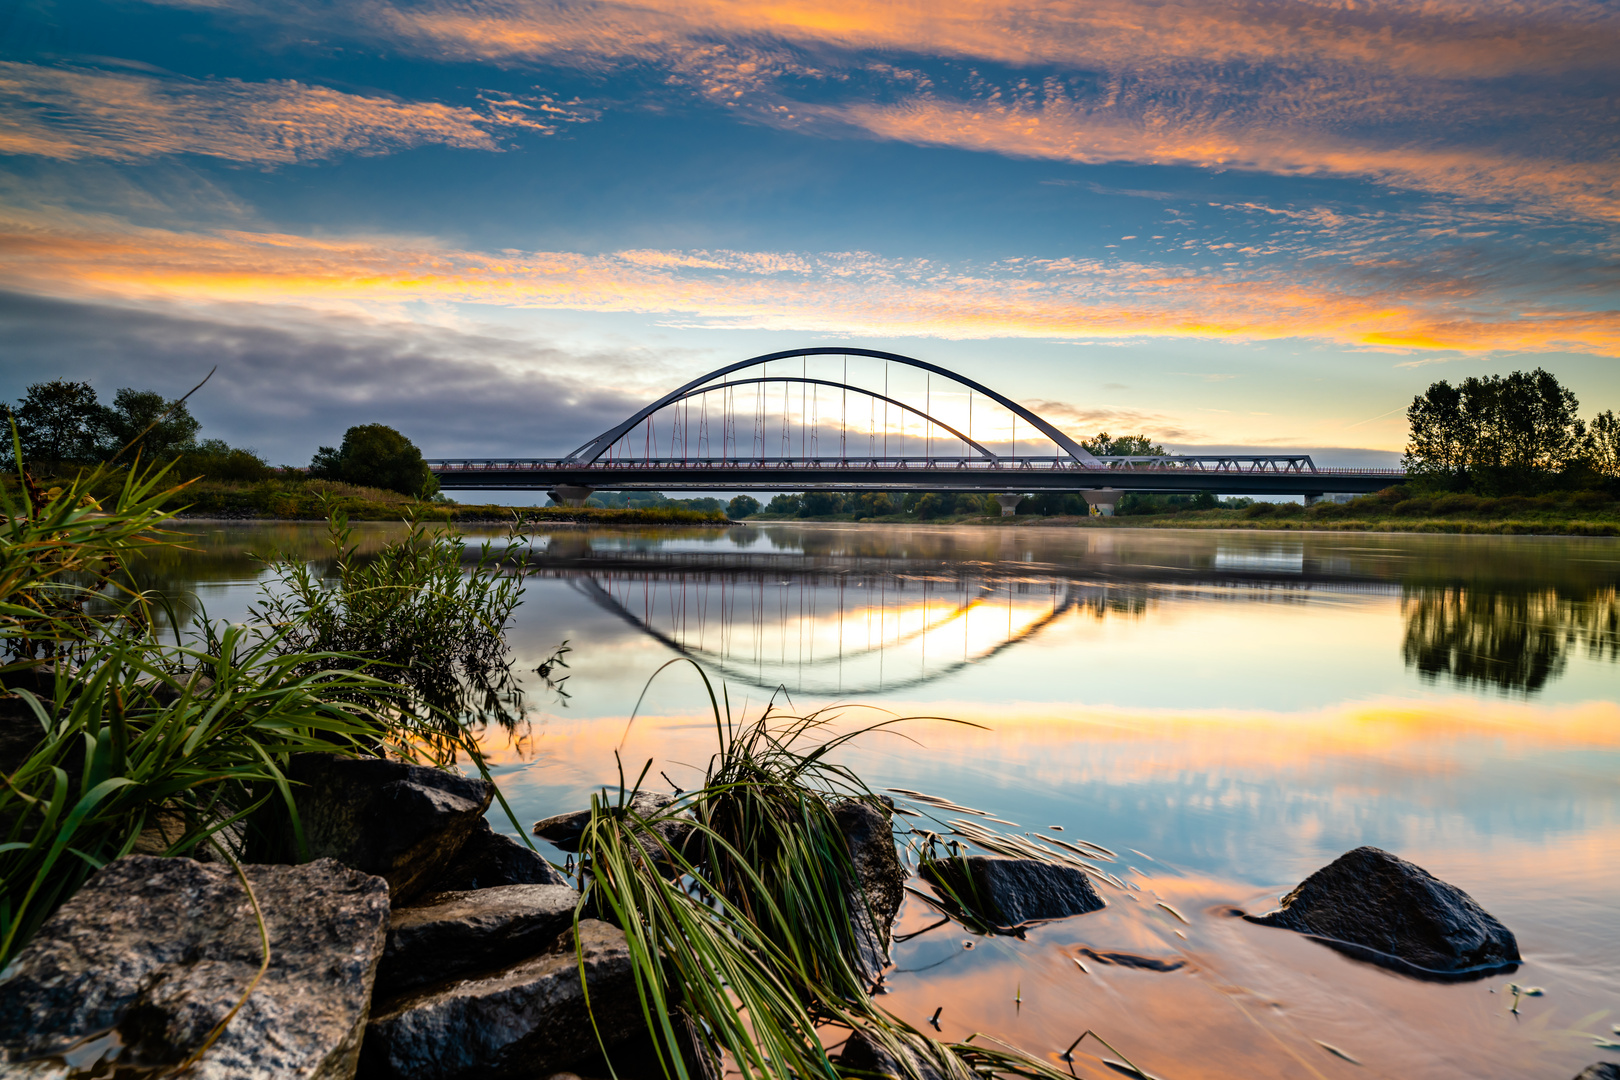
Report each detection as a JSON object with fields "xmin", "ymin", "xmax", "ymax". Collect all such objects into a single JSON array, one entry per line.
[
  {"xmin": 1081, "ymin": 431, "xmax": 1167, "ymax": 456},
  {"xmin": 1403, "ymin": 368, "xmax": 1581, "ymax": 490},
  {"xmin": 727, "ymin": 495, "xmax": 761, "ymax": 518},
  {"xmin": 98, "ymin": 387, "xmax": 201, "ymax": 462},
  {"xmin": 13, "ymin": 380, "xmax": 103, "ymax": 464},
  {"xmin": 309, "ymin": 424, "xmax": 437, "ymax": 496}
]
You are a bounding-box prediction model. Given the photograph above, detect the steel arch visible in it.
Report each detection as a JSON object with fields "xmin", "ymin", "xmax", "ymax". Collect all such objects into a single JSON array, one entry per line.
[
  {"xmin": 650, "ymin": 375, "xmax": 1000, "ymax": 462},
  {"xmin": 565, "ymin": 346, "xmax": 1105, "ymax": 467}
]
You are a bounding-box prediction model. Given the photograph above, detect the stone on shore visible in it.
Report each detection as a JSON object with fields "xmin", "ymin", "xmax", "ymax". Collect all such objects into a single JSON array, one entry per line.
[
  {"xmin": 920, "ymin": 855, "xmax": 1105, "ymax": 928},
  {"xmin": 0, "ymin": 855, "xmax": 389, "ymax": 1080},
  {"xmin": 838, "ymin": 1029, "xmax": 952, "ymax": 1080},
  {"xmin": 532, "ymin": 790, "xmax": 693, "ymax": 867},
  {"xmin": 1245, "ymin": 846, "xmax": 1520, "ymax": 978},
  {"xmin": 286, "ymin": 754, "xmax": 493, "ymax": 905},
  {"xmin": 426, "ymin": 817, "xmax": 567, "ymax": 892},
  {"xmin": 832, "ymin": 797, "xmax": 907, "ymax": 981},
  {"xmin": 1574, "ymin": 1065, "xmax": 1620, "ymax": 1080},
  {"xmin": 375, "ymin": 883, "xmax": 581, "ymax": 997},
  {"xmin": 361, "ymin": 920, "xmax": 642, "ymax": 1080}
]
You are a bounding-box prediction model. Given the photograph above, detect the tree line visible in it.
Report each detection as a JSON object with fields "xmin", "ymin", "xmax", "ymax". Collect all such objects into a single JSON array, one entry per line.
[
  {"xmin": 1404, "ymin": 368, "xmax": 1618, "ymax": 492},
  {"xmin": 6, "ymin": 378, "xmax": 437, "ymax": 496}
]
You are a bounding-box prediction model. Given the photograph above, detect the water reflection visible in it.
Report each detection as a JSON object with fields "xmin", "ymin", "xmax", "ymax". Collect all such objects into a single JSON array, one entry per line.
[{"xmin": 1402, "ymin": 586, "xmax": 1620, "ymax": 693}]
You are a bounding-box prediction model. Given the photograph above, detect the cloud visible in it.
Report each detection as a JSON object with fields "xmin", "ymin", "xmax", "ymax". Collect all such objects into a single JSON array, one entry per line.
[
  {"xmin": 139, "ymin": 0, "xmax": 1620, "ymax": 217},
  {"xmin": 0, "ymin": 61, "xmax": 593, "ymax": 165},
  {"xmin": 2, "ymin": 209, "xmax": 1616, "ymax": 356},
  {"xmin": 0, "ymin": 290, "xmax": 664, "ymax": 461}
]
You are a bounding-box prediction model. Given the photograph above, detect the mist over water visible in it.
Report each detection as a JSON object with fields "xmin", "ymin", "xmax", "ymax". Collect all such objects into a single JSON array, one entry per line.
[{"xmin": 155, "ymin": 522, "xmax": 1620, "ymax": 1079}]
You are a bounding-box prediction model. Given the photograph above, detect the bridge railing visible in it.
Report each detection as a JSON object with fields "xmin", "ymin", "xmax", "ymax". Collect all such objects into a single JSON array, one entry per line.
[{"xmin": 425, "ymin": 456, "xmax": 1406, "ymax": 476}]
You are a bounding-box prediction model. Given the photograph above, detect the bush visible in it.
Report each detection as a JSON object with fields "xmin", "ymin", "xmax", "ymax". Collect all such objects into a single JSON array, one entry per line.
[
  {"xmin": 175, "ymin": 439, "xmax": 274, "ymax": 483},
  {"xmin": 309, "ymin": 424, "xmax": 437, "ymax": 497}
]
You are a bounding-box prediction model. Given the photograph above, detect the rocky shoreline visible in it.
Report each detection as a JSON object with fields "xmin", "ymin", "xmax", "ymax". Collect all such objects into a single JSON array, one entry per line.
[{"xmin": 2, "ymin": 753, "xmax": 1610, "ymax": 1080}]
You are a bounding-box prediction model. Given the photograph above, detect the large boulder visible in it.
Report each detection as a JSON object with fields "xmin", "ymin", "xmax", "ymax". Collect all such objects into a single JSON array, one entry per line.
[
  {"xmin": 0, "ymin": 855, "xmax": 389, "ymax": 1080},
  {"xmin": 375, "ymin": 883, "xmax": 581, "ymax": 997},
  {"xmin": 920, "ymin": 855, "xmax": 1105, "ymax": 929},
  {"xmin": 426, "ymin": 818, "xmax": 566, "ymax": 892},
  {"xmin": 1245, "ymin": 846, "xmax": 1520, "ymax": 978},
  {"xmin": 832, "ymin": 798, "xmax": 907, "ymax": 982},
  {"xmin": 285, "ymin": 754, "xmax": 493, "ymax": 905},
  {"xmin": 361, "ymin": 919, "xmax": 643, "ymax": 1080}
]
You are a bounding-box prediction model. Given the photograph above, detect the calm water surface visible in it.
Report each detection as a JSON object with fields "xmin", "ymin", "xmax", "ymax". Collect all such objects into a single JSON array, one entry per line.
[{"xmin": 158, "ymin": 522, "xmax": 1620, "ymax": 1080}]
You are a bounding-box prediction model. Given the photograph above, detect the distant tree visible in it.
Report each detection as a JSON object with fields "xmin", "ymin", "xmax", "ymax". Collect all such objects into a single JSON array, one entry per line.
[
  {"xmin": 799, "ymin": 491, "xmax": 844, "ymax": 517},
  {"xmin": 765, "ymin": 493, "xmax": 801, "ymax": 516},
  {"xmin": 727, "ymin": 494, "xmax": 761, "ymax": 518},
  {"xmin": 310, "ymin": 424, "xmax": 437, "ymax": 496},
  {"xmin": 852, "ymin": 492, "xmax": 894, "ymax": 519},
  {"xmin": 177, "ymin": 438, "xmax": 273, "ymax": 483},
  {"xmin": 13, "ymin": 380, "xmax": 103, "ymax": 464},
  {"xmin": 912, "ymin": 492, "xmax": 944, "ymax": 518},
  {"xmin": 1081, "ymin": 431, "xmax": 1167, "ymax": 457},
  {"xmin": 99, "ymin": 387, "xmax": 201, "ymax": 462},
  {"xmin": 1404, "ymin": 368, "xmax": 1582, "ymax": 490},
  {"xmin": 1585, "ymin": 410, "xmax": 1620, "ymax": 477}
]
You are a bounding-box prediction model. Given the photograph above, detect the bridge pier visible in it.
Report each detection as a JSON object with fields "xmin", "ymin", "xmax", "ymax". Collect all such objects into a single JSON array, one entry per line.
[
  {"xmin": 1081, "ymin": 488, "xmax": 1125, "ymax": 516},
  {"xmin": 1304, "ymin": 493, "xmax": 1324, "ymax": 506},
  {"xmin": 993, "ymin": 494, "xmax": 1023, "ymax": 517},
  {"xmin": 548, "ymin": 484, "xmax": 595, "ymax": 507}
]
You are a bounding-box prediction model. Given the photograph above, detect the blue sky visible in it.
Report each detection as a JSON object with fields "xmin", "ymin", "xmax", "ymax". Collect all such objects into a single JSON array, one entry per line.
[{"xmin": 1, "ymin": 0, "xmax": 1615, "ymax": 465}]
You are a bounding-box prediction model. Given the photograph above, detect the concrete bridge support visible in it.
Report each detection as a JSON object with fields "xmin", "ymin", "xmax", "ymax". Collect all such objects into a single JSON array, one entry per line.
[
  {"xmin": 993, "ymin": 494, "xmax": 1023, "ymax": 517},
  {"xmin": 1081, "ymin": 488, "xmax": 1125, "ymax": 516},
  {"xmin": 548, "ymin": 484, "xmax": 595, "ymax": 507}
]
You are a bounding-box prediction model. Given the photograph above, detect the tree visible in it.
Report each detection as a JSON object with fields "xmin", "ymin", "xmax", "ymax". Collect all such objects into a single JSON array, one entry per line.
[
  {"xmin": 798, "ymin": 491, "xmax": 843, "ymax": 517},
  {"xmin": 309, "ymin": 424, "xmax": 438, "ymax": 496},
  {"xmin": 1403, "ymin": 368, "xmax": 1582, "ymax": 490},
  {"xmin": 765, "ymin": 493, "xmax": 801, "ymax": 516},
  {"xmin": 178, "ymin": 438, "xmax": 274, "ymax": 483},
  {"xmin": 727, "ymin": 495, "xmax": 761, "ymax": 518},
  {"xmin": 852, "ymin": 492, "xmax": 894, "ymax": 519},
  {"xmin": 1586, "ymin": 411, "xmax": 1619, "ymax": 477},
  {"xmin": 13, "ymin": 380, "xmax": 103, "ymax": 464},
  {"xmin": 1081, "ymin": 432, "xmax": 1167, "ymax": 457},
  {"xmin": 99, "ymin": 387, "xmax": 201, "ymax": 462}
]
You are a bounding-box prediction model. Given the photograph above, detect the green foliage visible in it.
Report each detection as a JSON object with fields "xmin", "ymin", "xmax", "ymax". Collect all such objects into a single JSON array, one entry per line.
[
  {"xmin": 726, "ymin": 494, "xmax": 761, "ymax": 518},
  {"xmin": 766, "ymin": 493, "xmax": 802, "ymax": 515},
  {"xmin": 1404, "ymin": 368, "xmax": 1587, "ymax": 491},
  {"xmin": 100, "ymin": 387, "xmax": 201, "ymax": 463},
  {"xmin": 1080, "ymin": 431, "xmax": 1167, "ymax": 457},
  {"xmin": 798, "ymin": 490, "xmax": 844, "ymax": 517},
  {"xmin": 250, "ymin": 508, "xmax": 528, "ymax": 730},
  {"xmin": 585, "ymin": 491, "xmax": 725, "ymax": 513},
  {"xmin": 309, "ymin": 424, "xmax": 438, "ymax": 497},
  {"xmin": 852, "ymin": 492, "xmax": 895, "ymax": 518},
  {"xmin": 176, "ymin": 439, "xmax": 275, "ymax": 483},
  {"xmin": 10, "ymin": 380, "xmax": 104, "ymax": 465},
  {"xmin": 573, "ymin": 676, "xmax": 1080, "ymax": 1080}
]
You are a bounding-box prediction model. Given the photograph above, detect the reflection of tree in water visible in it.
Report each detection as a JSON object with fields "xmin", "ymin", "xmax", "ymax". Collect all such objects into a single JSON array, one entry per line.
[{"xmin": 1402, "ymin": 586, "xmax": 1619, "ymax": 693}]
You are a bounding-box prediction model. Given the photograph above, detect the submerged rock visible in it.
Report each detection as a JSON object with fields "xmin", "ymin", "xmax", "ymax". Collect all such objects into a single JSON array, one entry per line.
[
  {"xmin": 375, "ymin": 883, "xmax": 581, "ymax": 997},
  {"xmin": 286, "ymin": 754, "xmax": 493, "ymax": 905},
  {"xmin": 427, "ymin": 818, "xmax": 567, "ymax": 892},
  {"xmin": 1245, "ymin": 846, "xmax": 1520, "ymax": 978},
  {"xmin": 832, "ymin": 797, "xmax": 907, "ymax": 981},
  {"xmin": 0, "ymin": 855, "xmax": 389, "ymax": 1080},
  {"xmin": 532, "ymin": 790, "xmax": 693, "ymax": 866},
  {"xmin": 837, "ymin": 1029, "xmax": 952, "ymax": 1080},
  {"xmin": 361, "ymin": 919, "xmax": 642, "ymax": 1080},
  {"xmin": 920, "ymin": 855, "xmax": 1105, "ymax": 928}
]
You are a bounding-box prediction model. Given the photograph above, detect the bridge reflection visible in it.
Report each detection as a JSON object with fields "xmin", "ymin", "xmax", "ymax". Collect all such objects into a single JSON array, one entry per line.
[{"xmin": 562, "ymin": 567, "xmax": 1148, "ymax": 696}]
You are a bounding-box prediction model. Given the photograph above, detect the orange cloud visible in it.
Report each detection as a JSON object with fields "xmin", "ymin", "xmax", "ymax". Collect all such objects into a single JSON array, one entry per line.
[
  {"xmin": 0, "ymin": 61, "xmax": 589, "ymax": 164},
  {"xmin": 2, "ymin": 212, "xmax": 1616, "ymax": 355}
]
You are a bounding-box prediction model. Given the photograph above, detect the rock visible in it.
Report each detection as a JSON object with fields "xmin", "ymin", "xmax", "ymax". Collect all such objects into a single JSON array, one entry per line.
[
  {"xmin": 0, "ymin": 854, "xmax": 389, "ymax": 1080},
  {"xmin": 837, "ymin": 1029, "xmax": 952, "ymax": 1080},
  {"xmin": 1574, "ymin": 1065, "xmax": 1620, "ymax": 1080},
  {"xmin": 532, "ymin": 790, "xmax": 693, "ymax": 867},
  {"xmin": 832, "ymin": 798, "xmax": 906, "ymax": 982},
  {"xmin": 920, "ymin": 855, "xmax": 1105, "ymax": 928},
  {"xmin": 361, "ymin": 919, "xmax": 643, "ymax": 1080},
  {"xmin": 1077, "ymin": 947, "xmax": 1185, "ymax": 972},
  {"xmin": 285, "ymin": 753, "xmax": 493, "ymax": 905},
  {"xmin": 427, "ymin": 818, "xmax": 567, "ymax": 892},
  {"xmin": 1244, "ymin": 846, "xmax": 1520, "ymax": 978},
  {"xmin": 375, "ymin": 883, "xmax": 581, "ymax": 997}
]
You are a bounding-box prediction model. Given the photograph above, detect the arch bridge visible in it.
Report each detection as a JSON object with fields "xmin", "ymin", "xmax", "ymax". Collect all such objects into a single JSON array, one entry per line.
[{"xmin": 427, "ymin": 347, "xmax": 1403, "ymax": 510}]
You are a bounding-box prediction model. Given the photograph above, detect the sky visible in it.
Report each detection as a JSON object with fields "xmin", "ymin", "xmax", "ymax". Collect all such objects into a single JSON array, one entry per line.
[{"xmin": 1, "ymin": 0, "xmax": 1616, "ymax": 467}]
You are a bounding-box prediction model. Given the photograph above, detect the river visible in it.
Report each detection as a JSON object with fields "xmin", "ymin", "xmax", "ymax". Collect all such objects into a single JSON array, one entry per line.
[{"xmin": 155, "ymin": 521, "xmax": 1620, "ymax": 1080}]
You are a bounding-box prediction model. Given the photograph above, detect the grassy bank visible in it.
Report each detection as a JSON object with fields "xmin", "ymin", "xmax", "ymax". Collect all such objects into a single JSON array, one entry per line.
[{"xmin": 746, "ymin": 487, "xmax": 1620, "ymax": 536}]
